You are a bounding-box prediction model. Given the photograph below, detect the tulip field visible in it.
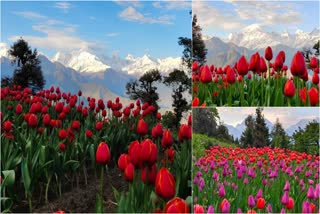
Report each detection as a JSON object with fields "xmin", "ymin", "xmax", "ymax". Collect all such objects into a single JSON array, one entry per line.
[
  {"xmin": 1, "ymin": 85, "xmax": 191, "ymax": 213},
  {"xmin": 192, "ymin": 47, "xmax": 319, "ymax": 107},
  {"xmin": 193, "ymin": 146, "xmax": 320, "ymax": 213}
]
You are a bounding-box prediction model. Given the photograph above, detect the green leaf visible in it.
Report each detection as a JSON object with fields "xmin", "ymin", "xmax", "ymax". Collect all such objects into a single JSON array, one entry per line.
[
  {"xmin": 21, "ymin": 160, "xmax": 31, "ymax": 193},
  {"xmin": 1, "ymin": 170, "xmax": 15, "ymax": 187}
]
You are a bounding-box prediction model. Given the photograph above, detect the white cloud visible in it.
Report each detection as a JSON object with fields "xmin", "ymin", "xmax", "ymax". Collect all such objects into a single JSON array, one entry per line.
[
  {"xmin": 113, "ymin": 0, "xmax": 141, "ymax": 8},
  {"xmin": 119, "ymin": 6, "xmax": 174, "ymax": 25},
  {"xmin": 12, "ymin": 11, "xmax": 47, "ymax": 20},
  {"xmin": 193, "ymin": 1, "xmax": 244, "ymax": 31},
  {"xmin": 106, "ymin": 32, "xmax": 119, "ymax": 37},
  {"xmin": 9, "ymin": 24, "xmax": 99, "ymax": 52},
  {"xmin": 152, "ymin": 1, "xmax": 191, "ymax": 10},
  {"xmin": 54, "ymin": 2, "xmax": 72, "ymax": 13}
]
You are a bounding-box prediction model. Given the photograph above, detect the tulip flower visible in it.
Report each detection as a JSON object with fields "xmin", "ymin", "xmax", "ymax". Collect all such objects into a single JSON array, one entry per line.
[
  {"xmin": 249, "ymin": 52, "xmax": 260, "ymax": 72},
  {"xmin": 310, "ymin": 56, "xmax": 318, "ymax": 69},
  {"xmin": 28, "ymin": 113, "xmax": 38, "ymax": 127},
  {"xmin": 218, "ymin": 185, "xmax": 226, "ymax": 197},
  {"xmin": 247, "ymin": 210, "xmax": 256, "ymax": 214},
  {"xmin": 220, "ymin": 198, "xmax": 230, "ymax": 213},
  {"xmin": 96, "ymin": 142, "xmax": 111, "ymax": 165},
  {"xmin": 274, "ymin": 53, "xmax": 284, "ymax": 71},
  {"xmin": 226, "ymin": 67, "xmax": 236, "ymax": 84},
  {"xmin": 283, "ymin": 80, "xmax": 295, "ymax": 98},
  {"xmin": 164, "ymin": 197, "xmax": 190, "ymax": 213},
  {"xmin": 248, "ymin": 195, "xmax": 255, "ymax": 208},
  {"xmin": 312, "ymin": 73, "xmax": 319, "ymax": 85},
  {"xmin": 3, "ymin": 120, "xmax": 12, "ymax": 132},
  {"xmin": 237, "ymin": 56, "xmax": 249, "ymax": 76},
  {"xmin": 192, "ymin": 97, "xmax": 200, "ymax": 106},
  {"xmin": 286, "ymin": 197, "xmax": 294, "ymax": 210},
  {"xmin": 59, "ymin": 143, "xmax": 66, "ymax": 152},
  {"xmin": 136, "ymin": 118, "xmax": 148, "ymax": 135},
  {"xmin": 281, "ymin": 191, "xmax": 289, "ymax": 205},
  {"xmin": 58, "ymin": 129, "xmax": 68, "ymax": 140},
  {"xmin": 308, "ymin": 88, "xmax": 319, "ymax": 106},
  {"xmin": 141, "ymin": 164, "xmax": 157, "ymax": 184},
  {"xmin": 290, "ymin": 51, "xmax": 306, "ymax": 76},
  {"xmin": 152, "ymin": 123, "xmax": 163, "ymax": 139},
  {"xmin": 207, "ymin": 205, "xmax": 214, "ymax": 214},
  {"xmin": 15, "ymin": 104, "xmax": 23, "ymax": 114},
  {"xmin": 128, "ymin": 140, "xmax": 142, "ymax": 167},
  {"xmin": 162, "ymin": 130, "xmax": 174, "ymax": 148},
  {"xmin": 256, "ymin": 198, "xmax": 265, "ymax": 209},
  {"xmin": 283, "ymin": 180, "xmax": 290, "ymax": 191},
  {"xmin": 155, "ymin": 167, "xmax": 176, "ymax": 199},
  {"xmin": 194, "ymin": 204, "xmax": 205, "ymax": 213},
  {"xmin": 140, "ymin": 139, "xmax": 157, "ymax": 165},
  {"xmin": 118, "ymin": 154, "xmax": 131, "ymax": 171},
  {"xmin": 124, "ymin": 163, "xmax": 134, "ymax": 182},
  {"xmin": 192, "ymin": 61, "xmax": 199, "ymax": 71},
  {"xmin": 265, "ymin": 46, "xmax": 273, "ymax": 61},
  {"xmin": 200, "ymin": 65, "xmax": 212, "ymax": 83},
  {"xmin": 96, "ymin": 122, "xmax": 103, "ymax": 131},
  {"xmin": 307, "ymin": 185, "xmax": 315, "ymax": 199}
]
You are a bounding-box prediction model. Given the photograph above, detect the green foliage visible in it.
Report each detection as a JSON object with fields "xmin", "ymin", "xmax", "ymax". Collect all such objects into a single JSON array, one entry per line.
[
  {"xmin": 293, "ymin": 120, "xmax": 320, "ymax": 155},
  {"xmin": 126, "ymin": 69, "xmax": 162, "ymax": 111},
  {"xmin": 5, "ymin": 38, "xmax": 45, "ymax": 92},
  {"xmin": 240, "ymin": 115, "xmax": 254, "ymax": 148},
  {"xmin": 193, "ymin": 108, "xmax": 219, "ymax": 136},
  {"xmin": 192, "ymin": 15, "xmax": 207, "ymax": 66},
  {"xmin": 161, "ymin": 111, "xmax": 177, "ymax": 130},
  {"xmin": 178, "ymin": 37, "xmax": 192, "ymax": 70},
  {"xmin": 163, "ymin": 69, "xmax": 191, "ymax": 128},
  {"xmin": 192, "ymin": 133, "xmax": 235, "ymax": 159},
  {"xmin": 270, "ymin": 118, "xmax": 290, "ymax": 149}
]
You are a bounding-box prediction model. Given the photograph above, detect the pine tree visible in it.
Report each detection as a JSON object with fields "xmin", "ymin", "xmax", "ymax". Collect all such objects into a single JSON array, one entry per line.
[
  {"xmin": 126, "ymin": 69, "xmax": 162, "ymax": 111},
  {"xmin": 270, "ymin": 118, "xmax": 290, "ymax": 149},
  {"xmin": 193, "ymin": 108, "xmax": 219, "ymax": 137},
  {"xmin": 163, "ymin": 69, "xmax": 190, "ymax": 128},
  {"xmin": 192, "ymin": 14, "xmax": 207, "ymax": 66},
  {"xmin": 240, "ymin": 115, "xmax": 254, "ymax": 148},
  {"xmin": 6, "ymin": 38, "xmax": 45, "ymax": 92},
  {"xmin": 293, "ymin": 120, "xmax": 319, "ymax": 155},
  {"xmin": 253, "ymin": 108, "xmax": 270, "ymax": 147}
]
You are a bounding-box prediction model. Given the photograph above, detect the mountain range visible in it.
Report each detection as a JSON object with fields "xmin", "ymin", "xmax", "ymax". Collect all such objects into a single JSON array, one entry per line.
[
  {"xmin": 223, "ymin": 117, "xmax": 320, "ymax": 140},
  {"xmin": 0, "ymin": 43, "xmax": 184, "ymax": 108},
  {"xmin": 204, "ymin": 26, "xmax": 319, "ymax": 68}
]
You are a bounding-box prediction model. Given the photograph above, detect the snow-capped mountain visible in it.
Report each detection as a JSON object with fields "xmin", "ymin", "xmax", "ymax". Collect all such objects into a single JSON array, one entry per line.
[
  {"xmin": 225, "ymin": 118, "xmax": 319, "ymax": 139},
  {"xmin": 52, "ymin": 51, "xmax": 110, "ymax": 73},
  {"xmin": 225, "ymin": 25, "xmax": 319, "ymax": 50},
  {"xmin": 122, "ymin": 54, "xmax": 184, "ymax": 76}
]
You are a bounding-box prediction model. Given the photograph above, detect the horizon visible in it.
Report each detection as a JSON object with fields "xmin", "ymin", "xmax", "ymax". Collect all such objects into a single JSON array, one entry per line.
[
  {"xmin": 218, "ymin": 107, "xmax": 320, "ymax": 129},
  {"xmin": 1, "ymin": 1, "xmax": 191, "ymax": 59}
]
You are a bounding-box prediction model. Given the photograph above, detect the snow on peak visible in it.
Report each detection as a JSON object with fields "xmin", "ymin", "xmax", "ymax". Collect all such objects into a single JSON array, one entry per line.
[
  {"xmin": 52, "ymin": 50, "xmax": 110, "ymax": 73},
  {"xmin": 122, "ymin": 54, "xmax": 183, "ymax": 76},
  {"xmin": 226, "ymin": 27, "xmax": 319, "ymax": 50}
]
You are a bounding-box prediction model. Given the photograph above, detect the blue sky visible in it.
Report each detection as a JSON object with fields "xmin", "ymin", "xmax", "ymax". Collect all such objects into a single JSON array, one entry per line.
[
  {"xmin": 193, "ymin": 0, "xmax": 320, "ymax": 38},
  {"xmin": 1, "ymin": 1, "xmax": 191, "ymax": 58},
  {"xmin": 218, "ymin": 107, "xmax": 320, "ymax": 128}
]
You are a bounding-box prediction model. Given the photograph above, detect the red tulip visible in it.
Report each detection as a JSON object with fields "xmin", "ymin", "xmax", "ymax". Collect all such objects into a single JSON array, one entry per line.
[
  {"xmin": 249, "ymin": 52, "xmax": 260, "ymax": 72},
  {"xmin": 155, "ymin": 167, "xmax": 176, "ymax": 199},
  {"xmin": 28, "ymin": 113, "xmax": 38, "ymax": 127},
  {"xmin": 71, "ymin": 120, "xmax": 80, "ymax": 130},
  {"xmin": 286, "ymin": 197, "xmax": 294, "ymax": 210},
  {"xmin": 299, "ymin": 87, "xmax": 307, "ymax": 104},
  {"xmin": 152, "ymin": 123, "xmax": 163, "ymax": 139},
  {"xmin": 141, "ymin": 164, "xmax": 157, "ymax": 184},
  {"xmin": 96, "ymin": 122, "xmax": 103, "ymax": 131},
  {"xmin": 256, "ymin": 198, "xmax": 265, "ymax": 209},
  {"xmin": 156, "ymin": 112, "xmax": 161, "ymax": 120},
  {"xmin": 166, "ymin": 147, "xmax": 175, "ymax": 162},
  {"xmin": 310, "ymin": 57, "xmax": 318, "ymax": 68},
  {"xmin": 118, "ymin": 154, "xmax": 131, "ymax": 171},
  {"xmin": 274, "ymin": 53, "xmax": 284, "ymax": 71},
  {"xmin": 59, "ymin": 143, "xmax": 66, "ymax": 152},
  {"xmin": 164, "ymin": 197, "xmax": 190, "ymax": 213},
  {"xmin": 192, "ymin": 97, "xmax": 200, "ymax": 106},
  {"xmin": 200, "ymin": 65, "xmax": 212, "ymax": 83},
  {"xmin": 140, "ymin": 139, "xmax": 157, "ymax": 165},
  {"xmin": 283, "ymin": 80, "xmax": 295, "ymax": 98},
  {"xmin": 95, "ymin": 142, "xmax": 111, "ymax": 165},
  {"xmin": 260, "ymin": 57, "xmax": 267, "ymax": 73},
  {"xmin": 194, "ymin": 204, "xmax": 205, "ymax": 213},
  {"xmin": 192, "ymin": 61, "xmax": 198, "ymax": 71},
  {"xmin": 58, "ymin": 129, "xmax": 68, "ymax": 140},
  {"xmin": 237, "ymin": 56, "xmax": 249, "ymax": 76},
  {"xmin": 85, "ymin": 130, "xmax": 93, "ymax": 138},
  {"xmin": 308, "ymin": 88, "xmax": 319, "ymax": 106},
  {"xmin": 226, "ymin": 66, "xmax": 236, "ymax": 84},
  {"xmin": 136, "ymin": 118, "xmax": 148, "ymax": 135},
  {"xmin": 162, "ymin": 130, "xmax": 174, "ymax": 148},
  {"xmin": 3, "ymin": 120, "xmax": 12, "ymax": 132},
  {"xmin": 188, "ymin": 114, "xmax": 192, "ymax": 126},
  {"xmin": 128, "ymin": 140, "xmax": 142, "ymax": 167},
  {"xmin": 124, "ymin": 163, "xmax": 134, "ymax": 182},
  {"xmin": 55, "ymin": 102, "xmax": 64, "ymax": 113},
  {"xmin": 312, "ymin": 73, "xmax": 319, "ymax": 85},
  {"xmin": 290, "ymin": 51, "xmax": 306, "ymax": 76},
  {"xmin": 265, "ymin": 46, "xmax": 273, "ymax": 61},
  {"xmin": 15, "ymin": 104, "xmax": 22, "ymax": 114},
  {"xmin": 178, "ymin": 124, "xmax": 191, "ymax": 141}
]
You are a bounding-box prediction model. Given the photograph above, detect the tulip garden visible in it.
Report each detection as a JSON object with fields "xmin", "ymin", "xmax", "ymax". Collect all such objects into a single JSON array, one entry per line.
[
  {"xmin": 192, "ymin": 47, "xmax": 319, "ymax": 107},
  {"xmin": 1, "ymin": 85, "xmax": 192, "ymax": 213},
  {"xmin": 193, "ymin": 146, "xmax": 320, "ymax": 213}
]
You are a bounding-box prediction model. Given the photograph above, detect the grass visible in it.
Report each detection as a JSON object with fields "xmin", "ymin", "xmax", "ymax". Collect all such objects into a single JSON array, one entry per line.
[{"xmin": 192, "ymin": 133, "xmax": 236, "ymax": 159}]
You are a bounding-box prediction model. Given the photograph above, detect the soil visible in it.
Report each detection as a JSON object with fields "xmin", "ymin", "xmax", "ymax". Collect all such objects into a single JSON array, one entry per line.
[{"xmin": 12, "ymin": 167, "xmax": 127, "ymax": 213}]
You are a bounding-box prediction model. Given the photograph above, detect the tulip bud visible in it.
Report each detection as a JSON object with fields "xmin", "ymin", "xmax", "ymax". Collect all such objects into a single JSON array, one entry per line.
[
  {"xmin": 155, "ymin": 167, "xmax": 176, "ymax": 199},
  {"xmin": 95, "ymin": 142, "xmax": 111, "ymax": 165}
]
